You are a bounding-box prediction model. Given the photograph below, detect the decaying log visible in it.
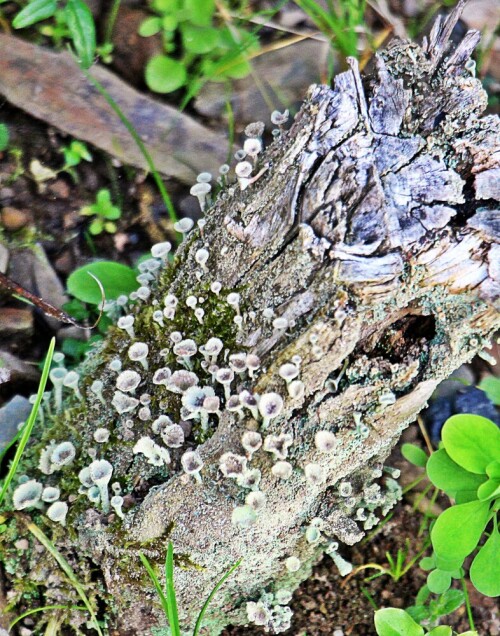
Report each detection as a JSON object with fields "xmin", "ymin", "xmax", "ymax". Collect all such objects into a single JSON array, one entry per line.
[{"xmin": 1, "ymin": 3, "xmax": 499, "ymax": 634}]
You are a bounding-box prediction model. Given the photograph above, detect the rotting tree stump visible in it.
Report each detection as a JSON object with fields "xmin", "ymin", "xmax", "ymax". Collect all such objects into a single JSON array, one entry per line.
[{"xmin": 1, "ymin": 2, "xmax": 499, "ymax": 634}]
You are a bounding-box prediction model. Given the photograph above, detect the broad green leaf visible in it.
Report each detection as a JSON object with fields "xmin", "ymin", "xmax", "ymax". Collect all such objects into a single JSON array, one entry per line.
[
  {"xmin": 220, "ymin": 55, "xmax": 252, "ymax": 80},
  {"xmin": 479, "ymin": 376, "xmax": 500, "ymax": 405},
  {"xmin": 419, "ymin": 556, "xmax": 436, "ymax": 571},
  {"xmin": 431, "ymin": 499, "xmax": 491, "ymax": 561},
  {"xmin": 427, "ymin": 627, "xmax": 452, "ymax": 636},
  {"xmin": 374, "ymin": 608, "xmax": 424, "ymax": 636},
  {"xmin": 442, "ymin": 415, "xmax": 500, "ymax": 474},
  {"xmin": 0, "ymin": 123, "xmax": 9, "ymax": 151},
  {"xmin": 406, "ymin": 605, "xmax": 429, "ymax": 623},
  {"xmin": 459, "ymin": 632, "xmax": 478, "ymax": 636},
  {"xmin": 427, "ymin": 569, "xmax": 451, "ymax": 594},
  {"xmin": 145, "ymin": 55, "xmax": 187, "ymax": 93},
  {"xmin": 470, "ymin": 527, "xmax": 500, "ymax": 597},
  {"xmin": 486, "ymin": 460, "xmax": 500, "ymax": 479},
  {"xmin": 184, "ymin": 0, "xmax": 214, "ymax": 26},
  {"xmin": 182, "ymin": 24, "xmax": 219, "ymax": 54},
  {"xmin": 477, "ymin": 478, "xmax": 500, "ymax": 501},
  {"xmin": 138, "ymin": 16, "xmax": 162, "ymax": 37},
  {"xmin": 13, "ymin": 0, "xmax": 56, "ymax": 28},
  {"xmin": 426, "ymin": 449, "xmax": 486, "ymax": 496},
  {"xmin": 65, "ymin": 0, "xmax": 96, "ymax": 70},
  {"xmin": 103, "ymin": 221, "xmax": 117, "ymax": 234},
  {"xmin": 401, "ymin": 443, "xmax": 427, "ymax": 468},
  {"xmin": 434, "ymin": 555, "xmax": 464, "ymax": 572},
  {"xmin": 67, "ymin": 261, "xmax": 138, "ymax": 304},
  {"xmin": 455, "ymin": 490, "xmax": 482, "ymax": 504},
  {"xmin": 439, "ymin": 588, "xmax": 465, "ymax": 614}
]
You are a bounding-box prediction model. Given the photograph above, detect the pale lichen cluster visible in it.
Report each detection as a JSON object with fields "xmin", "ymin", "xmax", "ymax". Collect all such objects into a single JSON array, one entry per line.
[{"xmin": 7, "ymin": 109, "xmax": 410, "ymax": 634}]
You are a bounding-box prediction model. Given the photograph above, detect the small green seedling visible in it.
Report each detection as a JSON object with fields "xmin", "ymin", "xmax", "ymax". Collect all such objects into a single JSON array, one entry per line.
[
  {"xmin": 348, "ymin": 539, "xmax": 430, "ymax": 585},
  {"xmin": 61, "ymin": 139, "xmax": 92, "ymax": 168},
  {"xmin": 405, "ymin": 585, "xmax": 466, "ymax": 626},
  {"xmin": 140, "ymin": 542, "xmax": 241, "ymax": 636},
  {"xmin": 426, "ymin": 415, "xmax": 500, "ymax": 598},
  {"xmin": 374, "ymin": 608, "xmax": 477, "ymax": 636},
  {"xmin": 139, "ymin": 0, "xmax": 258, "ymax": 95},
  {"xmin": 404, "ymin": 415, "xmax": 500, "ymax": 598},
  {"xmin": 13, "ymin": 0, "xmax": 96, "ymax": 69},
  {"xmin": 80, "ymin": 189, "xmax": 121, "ymax": 235}
]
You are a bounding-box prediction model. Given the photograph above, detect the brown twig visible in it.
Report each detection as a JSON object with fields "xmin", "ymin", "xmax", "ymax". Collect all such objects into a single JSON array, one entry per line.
[{"xmin": 0, "ymin": 271, "xmax": 104, "ymax": 329}]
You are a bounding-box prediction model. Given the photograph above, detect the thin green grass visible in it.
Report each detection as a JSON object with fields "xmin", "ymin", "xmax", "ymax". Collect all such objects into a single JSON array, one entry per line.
[
  {"xmin": 140, "ymin": 541, "xmax": 241, "ymax": 635},
  {"xmin": 80, "ymin": 68, "xmax": 178, "ymax": 224},
  {"xmin": 23, "ymin": 520, "xmax": 104, "ymax": 636},
  {"xmin": 165, "ymin": 542, "xmax": 181, "ymax": 636},
  {"xmin": 193, "ymin": 557, "xmax": 242, "ymax": 636},
  {"xmin": 9, "ymin": 604, "xmax": 87, "ymax": 630},
  {"xmin": 293, "ymin": 0, "xmax": 366, "ymax": 58},
  {"xmin": 140, "ymin": 551, "xmax": 173, "ymax": 629},
  {"xmin": 0, "ymin": 337, "xmax": 55, "ymax": 507}
]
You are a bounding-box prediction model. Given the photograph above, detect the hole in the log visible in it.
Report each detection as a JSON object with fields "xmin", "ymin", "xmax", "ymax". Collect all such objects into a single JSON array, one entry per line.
[{"xmin": 368, "ymin": 313, "xmax": 436, "ymax": 363}]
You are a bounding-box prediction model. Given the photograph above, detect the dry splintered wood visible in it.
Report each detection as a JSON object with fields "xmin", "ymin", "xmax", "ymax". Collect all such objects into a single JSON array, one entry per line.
[{"xmin": 2, "ymin": 4, "xmax": 499, "ymax": 635}]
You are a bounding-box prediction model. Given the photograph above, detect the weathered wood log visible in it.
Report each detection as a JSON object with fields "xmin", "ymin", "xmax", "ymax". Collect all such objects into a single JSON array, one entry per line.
[{"xmin": 1, "ymin": 2, "xmax": 499, "ymax": 634}]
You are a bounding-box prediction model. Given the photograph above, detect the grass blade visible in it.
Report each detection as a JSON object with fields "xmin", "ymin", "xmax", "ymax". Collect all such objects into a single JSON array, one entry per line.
[
  {"xmin": 139, "ymin": 552, "xmax": 171, "ymax": 619},
  {"xmin": 193, "ymin": 558, "xmax": 242, "ymax": 636},
  {"xmin": 0, "ymin": 337, "xmax": 55, "ymax": 507},
  {"xmin": 9, "ymin": 604, "xmax": 87, "ymax": 630},
  {"xmin": 165, "ymin": 541, "xmax": 181, "ymax": 636},
  {"xmin": 79, "ymin": 68, "xmax": 177, "ymax": 224},
  {"xmin": 23, "ymin": 520, "xmax": 104, "ymax": 636}
]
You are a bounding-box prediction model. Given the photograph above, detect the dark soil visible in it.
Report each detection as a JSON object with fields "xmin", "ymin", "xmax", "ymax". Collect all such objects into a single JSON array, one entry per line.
[{"xmin": 223, "ymin": 500, "xmax": 499, "ymax": 636}]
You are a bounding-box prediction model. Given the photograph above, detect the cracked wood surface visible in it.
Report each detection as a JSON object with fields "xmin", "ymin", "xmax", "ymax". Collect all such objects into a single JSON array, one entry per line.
[{"xmin": 3, "ymin": 3, "xmax": 499, "ymax": 634}]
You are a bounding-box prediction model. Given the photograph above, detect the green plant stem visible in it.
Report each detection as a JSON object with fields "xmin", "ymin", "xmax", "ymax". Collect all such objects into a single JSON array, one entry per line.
[
  {"xmin": 402, "ymin": 473, "xmax": 427, "ymax": 494},
  {"xmin": 80, "ymin": 68, "xmax": 177, "ymax": 224},
  {"xmin": 461, "ymin": 576, "xmax": 475, "ymax": 632},
  {"xmin": 104, "ymin": 0, "xmax": 121, "ymax": 47},
  {"xmin": 418, "ymin": 487, "xmax": 440, "ymax": 537},
  {"xmin": 224, "ymin": 95, "xmax": 235, "ymax": 166},
  {"xmin": 9, "ymin": 604, "xmax": 87, "ymax": 630},
  {"xmin": 23, "ymin": 520, "xmax": 104, "ymax": 636},
  {"xmin": 0, "ymin": 337, "xmax": 55, "ymax": 507}
]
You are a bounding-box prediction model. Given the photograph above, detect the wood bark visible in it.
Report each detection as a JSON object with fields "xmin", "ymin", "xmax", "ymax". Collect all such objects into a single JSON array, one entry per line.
[{"xmin": 2, "ymin": 3, "xmax": 499, "ymax": 634}]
